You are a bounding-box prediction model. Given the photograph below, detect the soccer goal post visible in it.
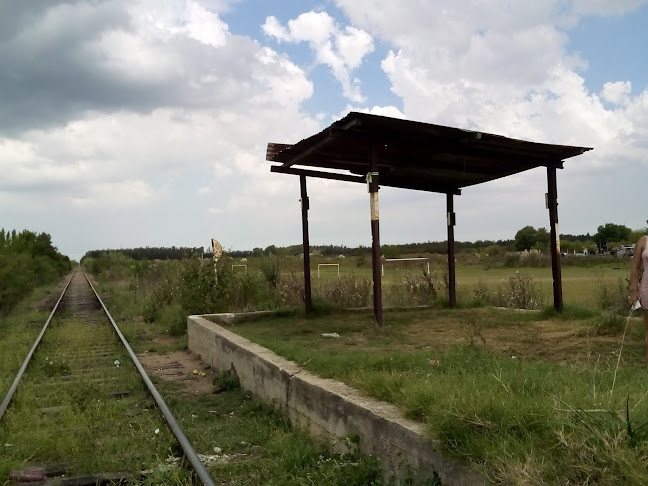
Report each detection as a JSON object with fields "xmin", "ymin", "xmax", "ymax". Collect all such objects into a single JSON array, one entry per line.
[
  {"xmin": 317, "ymin": 263, "xmax": 340, "ymax": 278},
  {"xmin": 231, "ymin": 264, "xmax": 248, "ymax": 273},
  {"xmin": 381, "ymin": 258, "xmax": 430, "ymax": 277}
]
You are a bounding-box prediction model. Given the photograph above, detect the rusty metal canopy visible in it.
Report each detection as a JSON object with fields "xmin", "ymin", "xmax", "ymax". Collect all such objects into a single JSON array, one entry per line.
[{"xmin": 267, "ymin": 112, "xmax": 592, "ymax": 194}]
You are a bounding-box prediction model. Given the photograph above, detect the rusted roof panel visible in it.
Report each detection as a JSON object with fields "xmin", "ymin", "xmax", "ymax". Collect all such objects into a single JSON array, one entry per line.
[{"xmin": 267, "ymin": 112, "xmax": 592, "ymax": 193}]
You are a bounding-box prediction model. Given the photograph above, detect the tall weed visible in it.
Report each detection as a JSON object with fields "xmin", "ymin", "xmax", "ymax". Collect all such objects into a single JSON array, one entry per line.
[
  {"xmin": 477, "ymin": 271, "xmax": 544, "ymax": 310},
  {"xmin": 314, "ymin": 275, "xmax": 372, "ymax": 308},
  {"xmin": 277, "ymin": 273, "xmax": 306, "ymax": 307},
  {"xmin": 387, "ymin": 271, "xmax": 444, "ymax": 307},
  {"xmin": 595, "ymin": 273, "xmax": 630, "ymax": 315}
]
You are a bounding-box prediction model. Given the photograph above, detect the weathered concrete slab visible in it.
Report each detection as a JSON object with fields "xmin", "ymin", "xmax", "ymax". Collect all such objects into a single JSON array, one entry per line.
[{"xmin": 188, "ymin": 313, "xmax": 486, "ymax": 486}]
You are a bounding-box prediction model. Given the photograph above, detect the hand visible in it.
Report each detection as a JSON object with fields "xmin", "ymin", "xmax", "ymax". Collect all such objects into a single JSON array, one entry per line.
[{"xmin": 629, "ymin": 289, "xmax": 639, "ymax": 306}]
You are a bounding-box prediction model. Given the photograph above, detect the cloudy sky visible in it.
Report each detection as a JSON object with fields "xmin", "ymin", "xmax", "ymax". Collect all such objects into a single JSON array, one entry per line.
[{"xmin": 2, "ymin": 0, "xmax": 647, "ymax": 260}]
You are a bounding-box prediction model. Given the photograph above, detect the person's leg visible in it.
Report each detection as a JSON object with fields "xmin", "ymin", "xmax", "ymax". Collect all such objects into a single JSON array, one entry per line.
[{"xmin": 643, "ymin": 310, "xmax": 648, "ymax": 360}]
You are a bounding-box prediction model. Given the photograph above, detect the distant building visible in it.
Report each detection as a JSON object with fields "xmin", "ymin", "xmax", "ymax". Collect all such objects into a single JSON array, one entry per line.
[{"xmin": 614, "ymin": 244, "xmax": 635, "ymax": 258}]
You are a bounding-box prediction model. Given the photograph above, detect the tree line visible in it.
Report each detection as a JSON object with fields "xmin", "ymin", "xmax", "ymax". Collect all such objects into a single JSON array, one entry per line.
[
  {"xmin": 0, "ymin": 229, "xmax": 71, "ymax": 315},
  {"xmin": 83, "ymin": 246, "xmax": 205, "ymax": 261},
  {"xmin": 514, "ymin": 222, "xmax": 647, "ymax": 253},
  {"xmin": 80, "ymin": 221, "xmax": 648, "ymax": 263}
]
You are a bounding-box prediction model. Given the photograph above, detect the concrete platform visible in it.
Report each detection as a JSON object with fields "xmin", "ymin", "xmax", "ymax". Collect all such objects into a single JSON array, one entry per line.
[{"xmin": 188, "ymin": 313, "xmax": 486, "ymax": 486}]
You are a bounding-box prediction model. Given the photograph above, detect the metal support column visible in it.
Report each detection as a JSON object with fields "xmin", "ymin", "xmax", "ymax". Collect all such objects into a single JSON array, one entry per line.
[
  {"xmin": 369, "ymin": 145, "xmax": 383, "ymax": 328},
  {"xmin": 446, "ymin": 193, "xmax": 456, "ymax": 307},
  {"xmin": 547, "ymin": 166, "xmax": 563, "ymax": 311},
  {"xmin": 300, "ymin": 175, "xmax": 313, "ymax": 313}
]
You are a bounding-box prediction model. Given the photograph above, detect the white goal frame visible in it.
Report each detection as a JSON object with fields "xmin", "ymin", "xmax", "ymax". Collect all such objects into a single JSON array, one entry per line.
[
  {"xmin": 231, "ymin": 264, "xmax": 248, "ymax": 273},
  {"xmin": 317, "ymin": 263, "xmax": 340, "ymax": 278},
  {"xmin": 381, "ymin": 258, "xmax": 430, "ymax": 277}
]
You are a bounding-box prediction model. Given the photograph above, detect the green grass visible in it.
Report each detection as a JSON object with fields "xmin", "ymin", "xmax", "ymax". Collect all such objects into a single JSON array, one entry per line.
[
  {"xmin": 157, "ymin": 381, "xmax": 383, "ymax": 485},
  {"xmin": 229, "ymin": 308, "xmax": 648, "ymax": 485},
  {"xmin": 0, "ymin": 281, "xmax": 61, "ymax": 399}
]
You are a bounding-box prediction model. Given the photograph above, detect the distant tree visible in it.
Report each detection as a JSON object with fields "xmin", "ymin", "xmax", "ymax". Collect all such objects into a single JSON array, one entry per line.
[
  {"xmin": 263, "ymin": 245, "xmax": 277, "ymax": 256},
  {"xmin": 0, "ymin": 228, "xmax": 70, "ymax": 314},
  {"xmin": 352, "ymin": 246, "xmax": 370, "ymax": 257},
  {"xmin": 382, "ymin": 245, "xmax": 400, "ymax": 259},
  {"xmin": 483, "ymin": 244, "xmax": 504, "ymax": 256},
  {"xmin": 629, "ymin": 227, "xmax": 648, "ymax": 244},
  {"xmin": 252, "ymin": 247, "xmax": 263, "ymax": 257},
  {"xmin": 583, "ymin": 241, "xmax": 598, "ymax": 254},
  {"xmin": 514, "ymin": 226, "xmax": 538, "ymax": 251},
  {"xmin": 561, "ymin": 240, "xmax": 576, "ymax": 254},
  {"xmin": 596, "ymin": 223, "xmax": 632, "ymax": 250},
  {"xmin": 534, "ymin": 227, "xmax": 549, "ymax": 252}
]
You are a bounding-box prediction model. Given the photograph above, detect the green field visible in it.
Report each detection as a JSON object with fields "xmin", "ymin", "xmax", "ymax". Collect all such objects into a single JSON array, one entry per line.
[
  {"xmin": 235, "ymin": 254, "xmax": 632, "ymax": 308},
  {"xmin": 454, "ymin": 263, "xmax": 630, "ymax": 305}
]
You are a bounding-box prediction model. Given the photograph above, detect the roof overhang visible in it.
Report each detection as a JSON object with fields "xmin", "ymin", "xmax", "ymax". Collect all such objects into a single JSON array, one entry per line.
[{"xmin": 267, "ymin": 112, "xmax": 592, "ymax": 195}]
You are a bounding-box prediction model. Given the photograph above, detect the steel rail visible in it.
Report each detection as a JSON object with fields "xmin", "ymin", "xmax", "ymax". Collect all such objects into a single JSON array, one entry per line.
[
  {"xmin": 82, "ymin": 272, "xmax": 216, "ymax": 486},
  {"xmin": 0, "ymin": 270, "xmax": 76, "ymax": 421}
]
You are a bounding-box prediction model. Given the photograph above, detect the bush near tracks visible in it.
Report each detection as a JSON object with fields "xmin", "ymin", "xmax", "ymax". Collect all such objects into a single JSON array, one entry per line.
[{"xmin": 0, "ymin": 229, "xmax": 71, "ymax": 315}]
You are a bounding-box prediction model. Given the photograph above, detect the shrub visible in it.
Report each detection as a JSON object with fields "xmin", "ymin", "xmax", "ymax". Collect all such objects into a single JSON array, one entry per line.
[
  {"xmin": 595, "ymin": 274, "xmax": 630, "ymax": 315},
  {"xmin": 212, "ymin": 366, "xmax": 241, "ymax": 393},
  {"xmin": 479, "ymin": 271, "xmax": 545, "ymax": 310},
  {"xmin": 592, "ymin": 312, "xmax": 625, "ymax": 336},
  {"xmin": 401, "ymin": 271, "xmax": 439, "ymax": 305},
  {"xmin": 178, "ymin": 258, "xmax": 217, "ymax": 314},
  {"xmin": 504, "ymin": 253, "xmax": 520, "ymax": 267},
  {"xmin": 260, "ymin": 256, "xmax": 281, "ymax": 288},
  {"xmin": 0, "ymin": 229, "xmax": 71, "ymax": 315},
  {"xmin": 315, "ymin": 275, "xmax": 372, "ymax": 308},
  {"xmin": 277, "ymin": 273, "xmax": 305, "ymax": 307},
  {"xmin": 157, "ymin": 303, "xmax": 188, "ymax": 336}
]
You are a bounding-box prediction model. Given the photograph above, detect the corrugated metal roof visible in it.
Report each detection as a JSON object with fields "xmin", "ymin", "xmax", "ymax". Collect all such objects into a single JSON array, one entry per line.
[{"xmin": 267, "ymin": 112, "xmax": 592, "ymax": 194}]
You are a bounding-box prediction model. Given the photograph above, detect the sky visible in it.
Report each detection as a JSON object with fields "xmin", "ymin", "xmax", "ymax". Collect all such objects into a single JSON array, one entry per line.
[{"xmin": 1, "ymin": 0, "xmax": 647, "ymax": 261}]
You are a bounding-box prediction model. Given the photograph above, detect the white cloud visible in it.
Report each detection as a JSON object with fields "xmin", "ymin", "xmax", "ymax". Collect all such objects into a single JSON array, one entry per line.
[
  {"xmin": 70, "ymin": 180, "xmax": 155, "ymax": 209},
  {"xmin": 129, "ymin": 0, "xmax": 230, "ymax": 47},
  {"xmin": 0, "ymin": 0, "xmax": 323, "ymax": 247},
  {"xmin": 333, "ymin": 0, "xmax": 647, "ymax": 168},
  {"xmin": 601, "ymin": 81, "xmax": 632, "ymax": 105},
  {"xmin": 319, "ymin": 0, "xmax": 648, "ymax": 242},
  {"xmin": 197, "ymin": 186, "xmax": 212, "ymax": 195},
  {"xmin": 263, "ymin": 11, "xmax": 374, "ymax": 102}
]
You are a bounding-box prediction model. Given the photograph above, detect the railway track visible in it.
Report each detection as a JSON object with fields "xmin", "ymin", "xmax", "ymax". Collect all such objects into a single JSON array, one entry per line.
[{"xmin": 0, "ymin": 270, "xmax": 215, "ymax": 485}]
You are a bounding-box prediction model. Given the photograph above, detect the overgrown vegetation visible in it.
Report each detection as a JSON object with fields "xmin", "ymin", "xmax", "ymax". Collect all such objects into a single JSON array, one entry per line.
[
  {"xmin": 227, "ymin": 307, "xmax": 648, "ymax": 486},
  {"xmin": 81, "ymin": 248, "xmax": 636, "ymax": 337},
  {"xmin": 0, "ymin": 229, "xmax": 71, "ymax": 315},
  {"xmin": 75, "ymin": 247, "xmax": 647, "ymax": 485},
  {"xmin": 82, "ymin": 253, "xmax": 453, "ymax": 337},
  {"xmin": 474, "ymin": 271, "xmax": 545, "ymax": 310}
]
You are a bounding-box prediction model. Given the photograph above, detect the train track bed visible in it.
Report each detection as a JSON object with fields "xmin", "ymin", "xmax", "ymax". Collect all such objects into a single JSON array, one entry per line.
[
  {"xmin": 2, "ymin": 271, "xmax": 386, "ymax": 485},
  {"xmin": 0, "ymin": 273, "xmax": 194, "ymax": 484}
]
